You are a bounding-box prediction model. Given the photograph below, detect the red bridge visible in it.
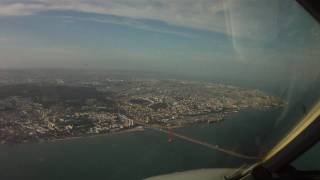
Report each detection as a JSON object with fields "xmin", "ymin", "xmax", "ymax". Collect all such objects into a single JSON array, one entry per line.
[{"xmin": 134, "ymin": 120, "xmax": 260, "ymax": 160}]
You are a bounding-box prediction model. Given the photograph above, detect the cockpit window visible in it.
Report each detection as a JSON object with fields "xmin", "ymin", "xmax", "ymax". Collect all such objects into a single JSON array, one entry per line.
[{"xmin": 0, "ymin": 0, "xmax": 319, "ymax": 179}]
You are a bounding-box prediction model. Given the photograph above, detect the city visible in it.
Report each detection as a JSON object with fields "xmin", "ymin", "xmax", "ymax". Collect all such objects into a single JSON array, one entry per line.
[{"xmin": 0, "ymin": 69, "xmax": 285, "ymax": 144}]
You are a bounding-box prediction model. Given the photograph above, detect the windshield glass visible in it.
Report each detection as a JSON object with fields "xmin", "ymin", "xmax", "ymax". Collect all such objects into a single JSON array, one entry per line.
[{"xmin": 0, "ymin": 0, "xmax": 319, "ymax": 179}]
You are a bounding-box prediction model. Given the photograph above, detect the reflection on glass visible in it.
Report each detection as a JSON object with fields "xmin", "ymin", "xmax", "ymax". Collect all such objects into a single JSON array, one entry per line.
[{"xmin": 0, "ymin": 0, "xmax": 319, "ymax": 179}]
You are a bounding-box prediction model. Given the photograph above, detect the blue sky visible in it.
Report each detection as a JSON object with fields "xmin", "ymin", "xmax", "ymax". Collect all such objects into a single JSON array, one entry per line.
[{"xmin": 0, "ymin": 0, "xmax": 319, "ymax": 85}]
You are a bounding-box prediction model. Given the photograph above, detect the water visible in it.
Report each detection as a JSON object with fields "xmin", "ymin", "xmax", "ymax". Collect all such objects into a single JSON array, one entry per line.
[{"xmin": 0, "ymin": 108, "xmax": 283, "ymax": 180}]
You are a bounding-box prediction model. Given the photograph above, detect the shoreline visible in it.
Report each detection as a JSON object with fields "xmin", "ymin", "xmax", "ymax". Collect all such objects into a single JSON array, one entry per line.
[
  {"xmin": 41, "ymin": 124, "xmax": 196, "ymax": 144},
  {"xmin": 1, "ymin": 107, "xmax": 282, "ymax": 146},
  {"xmin": 2, "ymin": 127, "xmax": 145, "ymax": 146},
  {"xmin": 45, "ymin": 127, "xmax": 146, "ymax": 143}
]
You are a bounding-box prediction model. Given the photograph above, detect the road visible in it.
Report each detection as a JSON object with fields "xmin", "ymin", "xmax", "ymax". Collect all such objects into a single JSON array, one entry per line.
[{"xmin": 134, "ymin": 120, "xmax": 260, "ymax": 160}]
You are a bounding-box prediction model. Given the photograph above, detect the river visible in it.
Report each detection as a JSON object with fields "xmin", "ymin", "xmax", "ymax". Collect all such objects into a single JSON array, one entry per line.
[{"xmin": 0, "ymin": 108, "xmax": 283, "ymax": 180}]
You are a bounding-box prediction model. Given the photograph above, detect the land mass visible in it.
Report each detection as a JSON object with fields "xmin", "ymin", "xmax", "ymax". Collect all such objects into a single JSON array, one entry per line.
[{"xmin": 0, "ymin": 70, "xmax": 284, "ymax": 144}]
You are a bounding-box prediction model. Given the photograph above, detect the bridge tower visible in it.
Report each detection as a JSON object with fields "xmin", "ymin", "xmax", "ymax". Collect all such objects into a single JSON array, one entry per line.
[{"xmin": 168, "ymin": 128, "xmax": 173, "ymax": 143}]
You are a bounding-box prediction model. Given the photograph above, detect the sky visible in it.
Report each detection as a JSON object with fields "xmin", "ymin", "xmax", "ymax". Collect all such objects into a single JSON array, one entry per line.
[{"xmin": 0, "ymin": 0, "xmax": 319, "ymax": 86}]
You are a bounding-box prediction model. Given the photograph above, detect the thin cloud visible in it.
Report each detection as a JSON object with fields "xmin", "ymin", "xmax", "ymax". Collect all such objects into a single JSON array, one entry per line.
[
  {"xmin": 0, "ymin": 0, "xmax": 291, "ymax": 43},
  {"xmin": 58, "ymin": 15, "xmax": 194, "ymax": 38},
  {"xmin": 0, "ymin": 3, "xmax": 47, "ymax": 16},
  {"xmin": 0, "ymin": 0, "xmax": 228, "ymax": 34}
]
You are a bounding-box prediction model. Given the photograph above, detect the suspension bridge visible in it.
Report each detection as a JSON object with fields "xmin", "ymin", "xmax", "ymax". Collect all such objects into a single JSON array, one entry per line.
[{"xmin": 133, "ymin": 120, "xmax": 260, "ymax": 160}]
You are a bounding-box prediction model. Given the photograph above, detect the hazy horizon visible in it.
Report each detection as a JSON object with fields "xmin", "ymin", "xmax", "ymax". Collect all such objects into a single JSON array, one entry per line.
[{"xmin": 0, "ymin": 0, "xmax": 319, "ymax": 87}]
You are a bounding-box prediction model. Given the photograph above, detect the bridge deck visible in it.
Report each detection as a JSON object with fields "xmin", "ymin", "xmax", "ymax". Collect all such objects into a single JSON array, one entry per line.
[{"xmin": 134, "ymin": 120, "xmax": 260, "ymax": 160}]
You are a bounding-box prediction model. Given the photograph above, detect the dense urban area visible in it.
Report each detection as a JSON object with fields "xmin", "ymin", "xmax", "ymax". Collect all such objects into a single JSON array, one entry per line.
[{"xmin": 0, "ymin": 69, "xmax": 285, "ymax": 144}]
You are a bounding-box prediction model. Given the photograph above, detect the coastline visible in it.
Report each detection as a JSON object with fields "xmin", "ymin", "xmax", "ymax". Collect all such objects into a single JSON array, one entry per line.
[
  {"xmin": 1, "ymin": 107, "xmax": 282, "ymax": 146},
  {"xmin": 1, "ymin": 127, "xmax": 145, "ymax": 146},
  {"xmin": 41, "ymin": 127, "xmax": 146, "ymax": 144}
]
